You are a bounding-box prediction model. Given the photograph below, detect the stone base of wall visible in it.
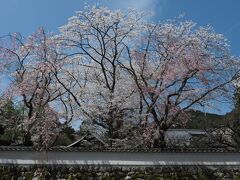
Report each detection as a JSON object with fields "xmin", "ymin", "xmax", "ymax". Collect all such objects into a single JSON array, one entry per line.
[{"xmin": 0, "ymin": 165, "xmax": 240, "ymax": 179}]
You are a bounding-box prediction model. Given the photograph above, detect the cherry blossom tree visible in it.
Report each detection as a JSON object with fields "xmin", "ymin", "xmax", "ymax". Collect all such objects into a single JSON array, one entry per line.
[
  {"xmin": 0, "ymin": 6, "xmax": 239, "ymax": 149},
  {"xmin": 0, "ymin": 28, "xmax": 72, "ymax": 149},
  {"xmin": 58, "ymin": 6, "xmax": 145, "ymax": 146},
  {"xmin": 121, "ymin": 21, "xmax": 239, "ymax": 147},
  {"xmin": 57, "ymin": 7, "xmax": 240, "ymax": 148}
]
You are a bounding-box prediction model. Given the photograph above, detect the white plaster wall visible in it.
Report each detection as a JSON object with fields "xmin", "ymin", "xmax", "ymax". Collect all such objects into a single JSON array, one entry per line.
[{"xmin": 0, "ymin": 151, "xmax": 239, "ymax": 166}]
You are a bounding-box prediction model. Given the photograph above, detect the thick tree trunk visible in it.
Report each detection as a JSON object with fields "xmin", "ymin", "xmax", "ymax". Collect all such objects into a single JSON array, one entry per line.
[
  {"xmin": 153, "ymin": 128, "xmax": 166, "ymax": 148},
  {"xmin": 108, "ymin": 123, "xmax": 113, "ymax": 147},
  {"xmin": 23, "ymin": 132, "xmax": 33, "ymax": 146}
]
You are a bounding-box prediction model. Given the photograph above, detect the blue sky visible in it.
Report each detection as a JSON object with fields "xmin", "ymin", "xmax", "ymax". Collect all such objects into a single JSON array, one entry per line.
[
  {"xmin": 0, "ymin": 0, "xmax": 239, "ymax": 56},
  {"xmin": 0, "ymin": 0, "xmax": 239, "ymax": 114}
]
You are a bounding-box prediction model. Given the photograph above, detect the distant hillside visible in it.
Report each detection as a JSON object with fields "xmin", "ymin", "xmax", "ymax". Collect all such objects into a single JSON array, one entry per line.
[{"xmin": 182, "ymin": 110, "xmax": 229, "ymax": 129}]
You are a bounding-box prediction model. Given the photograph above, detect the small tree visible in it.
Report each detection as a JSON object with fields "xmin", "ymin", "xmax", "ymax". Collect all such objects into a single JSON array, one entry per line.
[
  {"xmin": 209, "ymin": 86, "xmax": 240, "ymax": 149},
  {"xmin": 0, "ymin": 98, "xmax": 25, "ymax": 145}
]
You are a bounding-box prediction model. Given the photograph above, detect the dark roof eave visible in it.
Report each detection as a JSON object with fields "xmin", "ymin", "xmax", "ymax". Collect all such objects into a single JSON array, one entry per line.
[{"xmin": 0, "ymin": 146, "xmax": 239, "ymax": 153}]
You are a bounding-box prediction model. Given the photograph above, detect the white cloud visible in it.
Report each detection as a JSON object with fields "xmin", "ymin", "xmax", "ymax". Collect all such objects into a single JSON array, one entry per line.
[
  {"xmin": 118, "ymin": 0, "xmax": 157, "ymax": 10},
  {"xmin": 86, "ymin": 0, "xmax": 166, "ymax": 20},
  {"xmin": 92, "ymin": 0, "xmax": 164, "ymax": 12}
]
